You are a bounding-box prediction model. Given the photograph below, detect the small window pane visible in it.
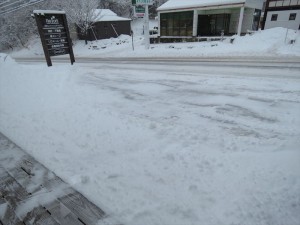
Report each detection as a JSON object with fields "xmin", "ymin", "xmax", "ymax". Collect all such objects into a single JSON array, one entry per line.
[
  {"xmin": 290, "ymin": 0, "xmax": 298, "ymax": 5},
  {"xmin": 271, "ymin": 14, "xmax": 278, "ymax": 21},
  {"xmin": 275, "ymin": 1, "xmax": 283, "ymax": 7},
  {"xmin": 269, "ymin": 2, "xmax": 276, "ymax": 7},
  {"xmin": 289, "ymin": 13, "xmax": 297, "ymax": 20},
  {"xmin": 283, "ymin": 0, "xmax": 290, "ymax": 6}
]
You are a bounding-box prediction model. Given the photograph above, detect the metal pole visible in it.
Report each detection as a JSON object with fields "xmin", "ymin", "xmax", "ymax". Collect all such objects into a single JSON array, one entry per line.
[
  {"xmin": 144, "ymin": 4, "xmax": 150, "ymax": 49},
  {"xmin": 261, "ymin": 0, "xmax": 270, "ymax": 30},
  {"xmin": 284, "ymin": 28, "xmax": 289, "ymax": 44},
  {"xmin": 131, "ymin": 30, "xmax": 134, "ymax": 51}
]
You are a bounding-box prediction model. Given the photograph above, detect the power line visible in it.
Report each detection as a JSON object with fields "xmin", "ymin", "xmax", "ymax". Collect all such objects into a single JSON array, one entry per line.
[
  {"xmin": 0, "ymin": 0, "xmax": 28, "ymax": 10},
  {"xmin": 0, "ymin": 0, "xmax": 47, "ymax": 15},
  {"xmin": 0, "ymin": 1, "xmax": 11, "ymax": 7}
]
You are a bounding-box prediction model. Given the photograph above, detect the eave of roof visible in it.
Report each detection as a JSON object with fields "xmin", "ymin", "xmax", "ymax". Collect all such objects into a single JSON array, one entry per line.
[{"xmin": 157, "ymin": 0, "xmax": 245, "ymax": 12}]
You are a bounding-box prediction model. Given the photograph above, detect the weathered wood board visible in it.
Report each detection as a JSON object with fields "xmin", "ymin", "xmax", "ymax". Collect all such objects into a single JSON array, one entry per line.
[{"xmin": 0, "ymin": 133, "xmax": 120, "ymax": 225}]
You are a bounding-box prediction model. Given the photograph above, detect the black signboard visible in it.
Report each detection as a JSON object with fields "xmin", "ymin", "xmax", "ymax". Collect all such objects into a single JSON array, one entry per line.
[{"xmin": 33, "ymin": 10, "xmax": 75, "ymax": 67}]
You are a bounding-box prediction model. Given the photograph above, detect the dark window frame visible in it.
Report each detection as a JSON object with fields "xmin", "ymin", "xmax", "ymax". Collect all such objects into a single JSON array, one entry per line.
[
  {"xmin": 271, "ymin": 14, "xmax": 278, "ymax": 21},
  {"xmin": 160, "ymin": 11, "xmax": 193, "ymax": 36},
  {"xmin": 289, "ymin": 13, "xmax": 297, "ymax": 20}
]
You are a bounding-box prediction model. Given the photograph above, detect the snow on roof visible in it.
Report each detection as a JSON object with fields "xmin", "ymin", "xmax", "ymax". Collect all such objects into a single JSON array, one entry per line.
[
  {"xmin": 92, "ymin": 9, "xmax": 131, "ymax": 22},
  {"xmin": 33, "ymin": 10, "xmax": 66, "ymax": 15},
  {"xmin": 157, "ymin": 0, "xmax": 245, "ymax": 11}
]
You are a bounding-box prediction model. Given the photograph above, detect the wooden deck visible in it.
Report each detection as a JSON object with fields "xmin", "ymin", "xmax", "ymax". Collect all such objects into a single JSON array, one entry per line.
[{"xmin": 0, "ymin": 132, "xmax": 120, "ymax": 225}]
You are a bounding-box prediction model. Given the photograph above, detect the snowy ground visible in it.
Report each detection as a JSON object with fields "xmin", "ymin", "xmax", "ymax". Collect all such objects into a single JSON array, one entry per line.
[
  {"xmin": 0, "ymin": 53, "xmax": 300, "ymax": 225},
  {"xmin": 1, "ymin": 23, "xmax": 300, "ymax": 225}
]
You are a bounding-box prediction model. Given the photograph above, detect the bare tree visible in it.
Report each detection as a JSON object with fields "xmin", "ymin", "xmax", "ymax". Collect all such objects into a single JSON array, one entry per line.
[
  {"xmin": 100, "ymin": 0, "xmax": 132, "ymax": 17},
  {"xmin": 0, "ymin": 3, "xmax": 39, "ymax": 51},
  {"xmin": 62, "ymin": 0, "xmax": 102, "ymax": 44}
]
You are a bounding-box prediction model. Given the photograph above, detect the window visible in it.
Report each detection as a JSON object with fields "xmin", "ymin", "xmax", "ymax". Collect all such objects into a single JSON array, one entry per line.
[
  {"xmin": 271, "ymin": 14, "xmax": 278, "ymax": 21},
  {"xmin": 160, "ymin": 11, "xmax": 193, "ymax": 36},
  {"xmin": 289, "ymin": 13, "xmax": 297, "ymax": 20}
]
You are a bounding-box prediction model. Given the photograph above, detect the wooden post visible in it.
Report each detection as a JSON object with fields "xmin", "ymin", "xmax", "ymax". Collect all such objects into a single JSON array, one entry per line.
[
  {"xmin": 34, "ymin": 14, "xmax": 52, "ymax": 67},
  {"xmin": 261, "ymin": 0, "xmax": 270, "ymax": 30},
  {"xmin": 62, "ymin": 14, "xmax": 75, "ymax": 65}
]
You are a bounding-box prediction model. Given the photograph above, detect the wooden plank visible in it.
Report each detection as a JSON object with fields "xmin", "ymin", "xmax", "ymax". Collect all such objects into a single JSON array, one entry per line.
[
  {"xmin": 44, "ymin": 200, "xmax": 84, "ymax": 225},
  {"xmin": 8, "ymin": 164, "xmax": 69, "ymax": 196},
  {"xmin": 22, "ymin": 205, "xmax": 59, "ymax": 225},
  {"xmin": 0, "ymin": 134, "xmax": 113, "ymax": 225},
  {"xmin": 0, "ymin": 133, "xmax": 13, "ymax": 152},
  {"xmin": 0, "ymin": 171, "xmax": 29, "ymax": 209},
  {"xmin": 0, "ymin": 201, "xmax": 24, "ymax": 225},
  {"xmin": 0, "ymin": 171, "xmax": 60, "ymax": 225},
  {"xmin": 59, "ymin": 192, "xmax": 106, "ymax": 225}
]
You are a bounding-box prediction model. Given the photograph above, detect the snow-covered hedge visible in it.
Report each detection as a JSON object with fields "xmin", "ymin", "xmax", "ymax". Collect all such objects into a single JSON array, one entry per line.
[{"xmin": 0, "ymin": 53, "xmax": 16, "ymax": 64}]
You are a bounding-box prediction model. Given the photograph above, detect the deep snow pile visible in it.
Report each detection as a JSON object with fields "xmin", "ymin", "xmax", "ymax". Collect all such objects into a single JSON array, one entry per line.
[
  {"xmin": 1, "ymin": 55, "xmax": 300, "ymax": 225},
  {"xmin": 11, "ymin": 27, "xmax": 300, "ymax": 58}
]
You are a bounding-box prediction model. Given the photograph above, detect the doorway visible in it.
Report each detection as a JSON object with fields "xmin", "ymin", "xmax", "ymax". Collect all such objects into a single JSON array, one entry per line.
[{"xmin": 198, "ymin": 14, "xmax": 231, "ymax": 36}]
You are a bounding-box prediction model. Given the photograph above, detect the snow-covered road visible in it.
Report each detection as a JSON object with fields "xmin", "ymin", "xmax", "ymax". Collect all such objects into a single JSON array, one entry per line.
[
  {"xmin": 1, "ymin": 56, "xmax": 300, "ymax": 225},
  {"xmin": 14, "ymin": 56, "xmax": 300, "ymax": 69}
]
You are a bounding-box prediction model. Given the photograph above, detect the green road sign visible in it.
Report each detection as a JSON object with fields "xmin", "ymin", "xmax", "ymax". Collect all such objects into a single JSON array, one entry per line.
[{"xmin": 132, "ymin": 0, "xmax": 153, "ymax": 5}]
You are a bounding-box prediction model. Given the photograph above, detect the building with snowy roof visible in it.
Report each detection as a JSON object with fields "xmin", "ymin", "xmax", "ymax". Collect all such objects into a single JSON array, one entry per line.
[
  {"xmin": 262, "ymin": 0, "xmax": 300, "ymax": 30},
  {"xmin": 157, "ymin": 0, "xmax": 263, "ymax": 38},
  {"xmin": 77, "ymin": 9, "xmax": 131, "ymax": 41}
]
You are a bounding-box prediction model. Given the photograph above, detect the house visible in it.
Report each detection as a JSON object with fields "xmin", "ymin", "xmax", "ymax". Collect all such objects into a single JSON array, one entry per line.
[
  {"xmin": 77, "ymin": 9, "xmax": 131, "ymax": 41},
  {"xmin": 262, "ymin": 0, "xmax": 300, "ymax": 30},
  {"xmin": 156, "ymin": 0, "xmax": 263, "ymax": 38}
]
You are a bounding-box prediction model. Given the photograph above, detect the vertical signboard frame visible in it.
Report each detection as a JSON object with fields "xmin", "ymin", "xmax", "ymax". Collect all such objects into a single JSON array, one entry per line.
[
  {"xmin": 132, "ymin": 0, "xmax": 153, "ymax": 49},
  {"xmin": 33, "ymin": 10, "xmax": 75, "ymax": 67}
]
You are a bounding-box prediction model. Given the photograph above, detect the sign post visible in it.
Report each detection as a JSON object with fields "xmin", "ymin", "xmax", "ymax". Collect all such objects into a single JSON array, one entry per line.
[
  {"xmin": 132, "ymin": 0, "xmax": 153, "ymax": 50},
  {"xmin": 144, "ymin": 4, "xmax": 150, "ymax": 49},
  {"xmin": 33, "ymin": 10, "xmax": 75, "ymax": 67}
]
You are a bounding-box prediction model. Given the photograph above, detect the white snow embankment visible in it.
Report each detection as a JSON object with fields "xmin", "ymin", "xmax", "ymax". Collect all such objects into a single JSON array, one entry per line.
[{"xmin": 10, "ymin": 27, "xmax": 300, "ymax": 59}]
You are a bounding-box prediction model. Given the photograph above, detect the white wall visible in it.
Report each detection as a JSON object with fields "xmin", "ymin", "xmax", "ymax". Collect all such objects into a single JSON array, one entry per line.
[
  {"xmin": 242, "ymin": 8, "xmax": 255, "ymax": 32},
  {"xmin": 265, "ymin": 9, "xmax": 300, "ymax": 30},
  {"xmin": 245, "ymin": 0, "xmax": 264, "ymax": 9}
]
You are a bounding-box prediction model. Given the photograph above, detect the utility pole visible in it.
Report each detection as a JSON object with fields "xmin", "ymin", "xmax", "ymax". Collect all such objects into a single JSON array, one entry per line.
[
  {"xmin": 132, "ymin": 0, "xmax": 153, "ymax": 50},
  {"xmin": 144, "ymin": 4, "xmax": 150, "ymax": 49},
  {"xmin": 261, "ymin": 0, "xmax": 270, "ymax": 30}
]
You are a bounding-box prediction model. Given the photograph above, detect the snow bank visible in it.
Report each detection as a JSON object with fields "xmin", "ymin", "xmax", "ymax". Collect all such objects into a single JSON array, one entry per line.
[
  {"xmin": 11, "ymin": 27, "xmax": 300, "ymax": 59},
  {"xmin": 232, "ymin": 27, "xmax": 300, "ymax": 55},
  {"xmin": 0, "ymin": 53, "xmax": 16, "ymax": 65}
]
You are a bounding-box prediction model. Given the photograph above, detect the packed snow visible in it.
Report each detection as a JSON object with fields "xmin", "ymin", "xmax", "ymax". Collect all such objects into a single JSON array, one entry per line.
[{"xmin": 1, "ymin": 24, "xmax": 300, "ymax": 225}]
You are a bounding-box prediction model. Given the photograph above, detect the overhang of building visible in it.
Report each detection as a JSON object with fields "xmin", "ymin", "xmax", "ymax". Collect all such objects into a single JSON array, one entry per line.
[{"xmin": 157, "ymin": 3, "xmax": 245, "ymax": 13}]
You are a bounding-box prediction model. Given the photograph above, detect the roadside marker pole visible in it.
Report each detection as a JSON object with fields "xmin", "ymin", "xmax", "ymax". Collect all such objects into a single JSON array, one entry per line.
[
  {"xmin": 132, "ymin": 0, "xmax": 153, "ymax": 50},
  {"xmin": 144, "ymin": 4, "xmax": 150, "ymax": 49}
]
